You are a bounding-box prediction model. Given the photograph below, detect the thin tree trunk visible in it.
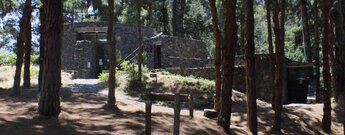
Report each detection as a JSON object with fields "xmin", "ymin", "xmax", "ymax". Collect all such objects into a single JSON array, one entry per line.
[
  {"xmin": 23, "ymin": 2, "xmax": 32, "ymax": 88},
  {"xmin": 180, "ymin": 0, "xmax": 186, "ymax": 37},
  {"xmin": 244, "ymin": 0, "xmax": 257, "ymax": 134},
  {"xmin": 301, "ymin": 0, "xmax": 312, "ymax": 62},
  {"xmin": 161, "ymin": 2, "xmax": 169, "ymax": 35},
  {"xmin": 265, "ymin": 0, "xmax": 275, "ymax": 108},
  {"xmin": 208, "ymin": 0, "xmax": 221, "ymax": 112},
  {"xmin": 333, "ymin": 0, "xmax": 345, "ymax": 102},
  {"xmin": 321, "ymin": 0, "xmax": 332, "ymax": 133},
  {"xmin": 313, "ymin": 0, "xmax": 321, "ymax": 102},
  {"xmin": 107, "ymin": 0, "xmax": 116, "ymax": 107},
  {"xmin": 217, "ymin": 0, "xmax": 237, "ymax": 133},
  {"xmin": 172, "ymin": 0, "xmax": 179, "ymax": 36},
  {"xmin": 137, "ymin": 0, "xmax": 143, "ymax": 82},
  {"xmin": 239, "ymin": 5, "xmax": 245, "ymax": 55},
  {"xmin": 272, "ymin": 0, "xmax": 284, "ymax": 132},
  {"xmin": 38, "ymin": 0, "xmax": 63, "ymax": 117},
  {"xmin": 329, "ymin": 10, "xmax": 338, "ymax": 106},
  {"xmin": 38, "ymin": 3, "xmax": 45, "ymax": 92},
  {"xmin": 13, "ymin": 0, "xmax": 32, "ymax": 96}
]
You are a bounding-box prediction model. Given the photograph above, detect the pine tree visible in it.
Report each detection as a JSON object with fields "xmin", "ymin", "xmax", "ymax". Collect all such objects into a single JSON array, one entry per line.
[
  {"xmin": 13, "ymin": 0, "xmax": 32, "ymax": 96},
  {"xmin": 321, "ymin": 0, "xmax": 332, "ymax": 132},
  {"xmin": 38, "ymin": 0, "xmax": 63, "ymax": 117},
  {"xmin": 217, "ymin": 0, "xmax": 237, "ymax": 133},
  {"xmin": 107, "ymin": 0, "xmax": 116, "ymax": 108},
  {"xmin": 208, "ymin": 0, "xmax": 221, "ymax": 112},
  {"xmin": 244, "ymin": 0, "xmax": 257, "ymax": 134}
]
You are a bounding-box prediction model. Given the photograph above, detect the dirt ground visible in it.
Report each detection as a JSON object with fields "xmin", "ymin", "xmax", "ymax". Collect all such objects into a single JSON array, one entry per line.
[{"xmin": 0, "ymin": 78, "xmax": 344, "ymax": 135}]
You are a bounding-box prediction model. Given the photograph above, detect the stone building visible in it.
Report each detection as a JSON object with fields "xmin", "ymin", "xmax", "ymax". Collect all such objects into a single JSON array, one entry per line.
[
  {"xmin": 61, "ymin": 22, "xmax": 208, "ymax": 78},
  {"xmin": 145, "ymin": 34, "xmax": 208, "ymax": 69},
  {"xmin": 161, "ymin": 54, "xmax": 314, "ymax": 104}
]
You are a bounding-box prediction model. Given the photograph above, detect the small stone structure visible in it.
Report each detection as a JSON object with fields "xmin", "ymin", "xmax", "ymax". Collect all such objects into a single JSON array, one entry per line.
[
  {"xmin": 161, "ymin": 54, "xmax": 314, "ymax": 104},
  {"xmin": 62, "ymin": 22, "xmax": 156, "ymax": 78},
  {"xmin": 62, "ymin": 22, "xmax": 209, "ymax": 78},
  {"xmin": 145, "ymin": 35, "xmax": 209, "ymax": 69}
]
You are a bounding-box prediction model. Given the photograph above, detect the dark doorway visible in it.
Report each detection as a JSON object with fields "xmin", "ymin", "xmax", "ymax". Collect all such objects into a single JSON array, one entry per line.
[
  {"xmin": 287, "ymin": 68, "xmax": 309, "ymax": 104},
  {"xmin": 153, "ymin": 45, "xmax": 161, "ymax": 69}
]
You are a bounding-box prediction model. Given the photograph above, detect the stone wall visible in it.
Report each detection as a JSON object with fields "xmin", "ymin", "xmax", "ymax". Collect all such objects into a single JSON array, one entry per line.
[
  {"xmin": 62, "ymin": 22, "xmax": 156, "ymax": 78},
  {"xmin": 161, "ymin": 55, "xmax": 276, "ymax": 102},
  {"xmin": 161, "ymin": 37, "xmax": 208, "ymax": 68},
  {"xmin": 145, "ymin": 36, "xmax": 208, "ymax": 69},
  {"xmin": 73, "ymin": 41, "xmax": 99, "ymax": 78}
]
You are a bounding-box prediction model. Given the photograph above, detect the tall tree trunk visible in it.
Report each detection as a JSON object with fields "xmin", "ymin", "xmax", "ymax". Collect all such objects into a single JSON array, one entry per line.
[
  {"xmin": 313, "ymin": 0, "xmax": 321, "ymax": 102},
  {"xmin": 23, "ymin": 2, "xmax": 32, "ymax": 88},
  {"xmin": 321, "ymin": 0, "xmax": 332, "ymax": 133},
  {"xmin": 244, "ymin": 0, "xmax": 257, "ymax": 134},
  {"xmin": 208, "ymin": 0, "xmax": 221, "ymax": 112},
  {"xmin": 161, "ymin": 2, "xmax": 169, "ymax": 35},
  {"xmin": 272, "ymin": 0, "xmax": 285, "ymax": 132},
  {"xmin": 329, "ymin": 12, "xmax": 338, "ymax": 107},
  {"xmin": 301, "ymin": 0, "xmax": 312, "ymax": 62},
  {"xmin": 137, "ymin": 0, "xmax": 143, "ymax": 82},
  {"xmin": 180, "ymin": 0, "xmax": 186, "ymax": 37},
  {"xmin": 217, "ymin": 0, "xmax": 237, "ymax": 133},
  {"xmin": 172, "ymin": 0, "xmax": 185, "ymax": 37},
  {"xmin": 239, "ymin": 5, "xmax": 245, "ymax": 55},
  {"xmin": 38, "ymin": 0, "xmax": 63, "ymax": 117},
  {"xmin": 172, "ymin": 0, "xmax": 179, "ymax": 36},
  {"xmin": 38, "ymin": 3, "xmax": 45, "ymax": 92},
  {"xmin": 107, "ymin": 0, "xmax": 116, "ymax": 107},
  {"xmin": 13, "ymin": 0, "xmax": 32, "ymax": 96},
  {"xmin": 265, "ymin": 0, "xmax": 275, "ymax": 108},
  {"xmin": 333, "ymin": 0, "xmax": 345, "ymax": 102}
]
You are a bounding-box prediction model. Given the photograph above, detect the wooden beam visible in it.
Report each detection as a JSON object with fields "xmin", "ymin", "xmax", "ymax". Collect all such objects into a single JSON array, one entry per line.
[
  {"xmin": 145, "ymin": 100, "xmax": 152, "ymax": 135},
  {"xmin": 173, "ymin": 93, "xmax": 181, "ymax": 135},
  {"xmin": 147, "ymin": 93, "xmax": 189, "ymax": 102}
]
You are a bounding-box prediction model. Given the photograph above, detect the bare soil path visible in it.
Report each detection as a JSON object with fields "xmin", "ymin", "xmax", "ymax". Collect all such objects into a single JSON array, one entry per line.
[{"xmin": 0, "ymin": 78, "xmax": 343, "ymax": 135}]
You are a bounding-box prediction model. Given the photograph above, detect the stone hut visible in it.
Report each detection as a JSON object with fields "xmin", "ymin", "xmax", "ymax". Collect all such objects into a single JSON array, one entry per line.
[
  {"xmin": 144, "ymin": 33, "xmax": 208, "ymax": 69},
  {"xmin": 162, "ymin": 54, "xmax": 314, "ymax": 104},
  {"xmin": 62, "ymin": 22, "xmax": 209, "ymax": 78},
  {"xmin": 62, "ymin": 22, "xmax": 156, "ymax": 78}
]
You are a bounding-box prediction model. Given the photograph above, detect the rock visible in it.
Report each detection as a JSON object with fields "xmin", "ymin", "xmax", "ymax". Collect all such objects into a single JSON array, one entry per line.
[{"xmin": 203, "ymin": 109, "xmax": 219, "ymax": 118}]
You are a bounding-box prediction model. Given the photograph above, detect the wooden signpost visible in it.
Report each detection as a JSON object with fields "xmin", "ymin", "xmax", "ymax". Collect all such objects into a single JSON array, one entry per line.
[{"xmin": 145, "ymin": 92, "xmax": 194, "ymax": 135}]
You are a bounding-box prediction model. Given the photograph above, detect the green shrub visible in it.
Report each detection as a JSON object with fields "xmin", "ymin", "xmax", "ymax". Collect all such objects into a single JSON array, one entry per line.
[
  {"xmin": 0, "ymin": 50, "xmax": 16, "ymax": 66},
  {"xmin": 31, "ymin": 54, "xmax": 40, "ymax": 65},
  {"xmin": 120, "ymin": 60, "xmax": 148, "ymax": 81},
  {"xmin": 98, "ymin": 71, "xmax": 109, "ymax": 82}
]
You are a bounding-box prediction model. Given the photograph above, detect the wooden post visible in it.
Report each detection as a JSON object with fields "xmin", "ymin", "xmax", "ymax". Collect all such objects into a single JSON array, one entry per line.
[
  {"xmin": 145, "ymin": 100, "xmax": 152, "ymax": 135},
  {"xmin": 189, "ymin": 91, "xmax": 194, "ymax": 118},
  {"xmin": 174, "ymin": 93, "xmax": 180, "ymax": 135}
]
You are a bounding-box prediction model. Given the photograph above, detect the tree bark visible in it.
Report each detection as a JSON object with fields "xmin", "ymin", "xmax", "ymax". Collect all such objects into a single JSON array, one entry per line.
[
  {"xmin": 272, "ymin": 0, "xmax": 285, "ymax": 132},
  {"xmin": 172, "ymin": 0, "xmax": 179, "ymax": 36},
  {"xmin": 333, "ymin": 1, "xmax": 345, "ymax": 102},
  {"xmin": 38, "ymin": 0, "xmax": 63, "ymax": 117},
  {"xmin": 13, "ymin": 0, "xmax": 32, "ymax": 96},
  {"xmin": 244, "ymin": 0, "xmax": 257, "ymax": 134},
  {"xmin": 217, "ymin": 0, "xmax": 237, "ymax": 133},
  {"xmin": 313, "ymin": 0, "xmax": 321, "ymax": 102},
  {"xmin": 172, "ymin": 0, "xmax": 185, "ymax": 37},
  {"xmin": 265, "ymin": 0, "xmax": 275, "ymax": 108},
  {"xmin": 208, "ymin": 0, "xmax": 221, "ymax": 112},
  {"xmin": 38, "ymin": 3, "xmax": 45, "ymax": 92},
  {"xmin": 23, "ymin": 1, "xmax": 32, "ymax": 88},
  {"xmin": 107, "ymin": 0, "xmax": 116, "ymax": 107},
  {"xmin": 321, "ymin": 0, "xmax": 332, "ymax": 133},
  {"xmin": 301, "ymin": 0, "xmax": 312, "ymax": 62},
  {"xmin": 161, "ymin": 2, "xmax": 169, "ymax": 35},
  {"xmin": 137, "ymin": 0, "xmax": 143, "ymax": 82}
]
